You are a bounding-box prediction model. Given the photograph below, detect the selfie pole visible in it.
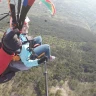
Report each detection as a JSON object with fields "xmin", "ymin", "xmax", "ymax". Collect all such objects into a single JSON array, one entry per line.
[{"xmin": 44, "ymin": 61, "xmax": 48, "ymax": 96}]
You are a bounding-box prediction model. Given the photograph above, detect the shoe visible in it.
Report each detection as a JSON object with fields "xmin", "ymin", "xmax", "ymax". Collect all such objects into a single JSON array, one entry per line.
[
  {"xmin": 0, "ymin": 72, "xmax": 15, "ymax": 83},
  {"xmin": 50, "ymin": 56, "xmax": 56, "ymax": 61}
]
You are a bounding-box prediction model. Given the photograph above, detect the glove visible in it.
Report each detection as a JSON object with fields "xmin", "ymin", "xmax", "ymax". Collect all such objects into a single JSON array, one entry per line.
[
  {"xmin": 38, "ymin": 56, "xmax": 48, "ymax": 64},
  {"xmin": 28, "ymin": 39, "xmax": 40, "ymax": 48},
  {"xmin": 2, "ymin": 29, "xmax": 22, "ymax": 55},
  {"xmin": 30, "ymin": 54, "xmax": 38, "ymax": 60}
]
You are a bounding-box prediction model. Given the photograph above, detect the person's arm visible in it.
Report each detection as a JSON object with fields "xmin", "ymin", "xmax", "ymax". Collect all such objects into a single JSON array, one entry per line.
[
  {"xmin": 7, "ymin": 0, "xmax": 12, "ymax": 28},
  {"xmin": 21, "ymin": 55, "xmax": 48, "ymax": 68},
  {"xmin": 19, "ymin": 43, "xmax": 38, "ymax": 67},
  {"xmin": 10, "ymin": 17, "xmax": 13, "ymax": 29},
  {"xmin": 22, "ymin": 59, "xmax": 39, "ymax": 68},
  {"xmin": 19, "ymin": 43, "xmax": 48, "ymax": 68}
]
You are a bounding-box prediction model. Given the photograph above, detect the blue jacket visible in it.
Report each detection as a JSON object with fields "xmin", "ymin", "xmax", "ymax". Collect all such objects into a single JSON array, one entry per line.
[
  {"xmin": 19, "ymin": 34, "xmax": 39, "ymax": 68},
  {"xmin": 19, "ymin": 34, "xmax": 28, "ymax": 43},
  {"xmin": 19, "ymin": 43, "xmax": 39, "ymax": 67}
]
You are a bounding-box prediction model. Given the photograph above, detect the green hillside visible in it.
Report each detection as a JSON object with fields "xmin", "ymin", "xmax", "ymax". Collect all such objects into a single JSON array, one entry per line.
[{"xmin": 0, "ymin": 31, "xmax": 96, "ymax": 96}]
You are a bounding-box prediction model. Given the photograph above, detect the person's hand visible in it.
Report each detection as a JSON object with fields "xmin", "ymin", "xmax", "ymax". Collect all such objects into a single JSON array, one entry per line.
[
  {"xmin": 30, "ymin": 54, "xmax": 38, "ymax": 60},
  {"xmin": 2, "ymin": 29, "xmax": 22, "ymax": 54},
  {"xmin": 29, "ymin": 39, "xmax": 40, "ymax": 48},
  {"xmin": 38, "ymin": 56, "xmax": 48, "ymax": 64}
]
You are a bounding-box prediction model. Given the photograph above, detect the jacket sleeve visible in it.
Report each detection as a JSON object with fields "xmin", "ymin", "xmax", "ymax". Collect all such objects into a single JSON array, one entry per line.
[
  {"xmin": 19, "ymin": 43, "xmax": 39, "ymax": 68},
  {"xmin": 22, "ymin": 59, "xmax": 39, "ymax": 68},
  {"xmin": 0, "ymin": 48, "xmax": 14, "ymax": 75}
]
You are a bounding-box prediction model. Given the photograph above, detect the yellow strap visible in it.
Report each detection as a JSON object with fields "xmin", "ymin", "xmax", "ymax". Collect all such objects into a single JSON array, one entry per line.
[
  {"xmin": 12, "ymin": 55, "xmax": 21, "ymax": 61},
  {"xmin": 37, "ymin": 52, "xmax": 45, "ymax": 59}
]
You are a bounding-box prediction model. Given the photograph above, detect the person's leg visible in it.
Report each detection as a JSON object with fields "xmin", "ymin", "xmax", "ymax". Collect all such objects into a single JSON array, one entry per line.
[
  {"xmin": 0, "ymin": 63, "xmax": 16, "ymax": 84},
  {"xmin": 9, "ymin": 61, "xmax": 30, "ymax": 71},
  {"xmin": 0, "ymin": 72, "xmax": 15, "ymax": 83},
  {"xmin": 33, "ymin": 36, "xmax": 42, "ymax": 45},
  {"xmin": 0, "ymin": 60, "xmax": 30, "ymax": 83},
  {"xmin": 33, "ymin": 44, "xmax": 51, "ymax": 59}
]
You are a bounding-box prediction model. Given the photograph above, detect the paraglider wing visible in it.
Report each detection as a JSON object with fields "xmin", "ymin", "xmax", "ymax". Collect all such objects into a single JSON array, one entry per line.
[
  {"xmin": 19, "ymin": 0, "xmax": 35, "ymax": 30},
  {"xmin": 28, "ymin": 0, "xmax": 35, "ymax": 6},
  {"xmin": 40, "ymin": 0, "xmax": 56, "ymax": 15}
]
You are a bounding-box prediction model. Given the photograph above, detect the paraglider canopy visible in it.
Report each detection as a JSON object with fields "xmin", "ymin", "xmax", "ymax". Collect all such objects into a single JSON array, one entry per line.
[{"xmin": 40, "ymin": 0, "xmax": 56, "ymax": 15}]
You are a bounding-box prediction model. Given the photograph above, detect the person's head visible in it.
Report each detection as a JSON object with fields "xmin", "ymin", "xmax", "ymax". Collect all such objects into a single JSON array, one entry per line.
[
  {"xmin": 22, "ymin": 17, "xmax": 30, "ymax": 34},
  {"xmin": 3, "ymin": 29, "xmax": 22, "ymax": 53}
]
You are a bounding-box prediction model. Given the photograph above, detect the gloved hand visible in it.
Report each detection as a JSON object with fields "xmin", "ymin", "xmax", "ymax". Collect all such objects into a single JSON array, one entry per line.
[
  {"xmin": 38, "ymin": 56, "xmax": 48, "ymax": 64},
  {"xmin": 30, "ymin": 54, "xmax": 38, "ymax": 60},
  {"xmin": 28, "ymin": 39, "xmax": 40, "ymax": 48},
  {"xmin": 2, "ymin": 29, "xmax": 22, "ymax": 55}
]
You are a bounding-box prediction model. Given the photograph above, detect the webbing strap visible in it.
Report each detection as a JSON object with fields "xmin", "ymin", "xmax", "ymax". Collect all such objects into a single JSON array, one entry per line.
[
  {"xmin": 0, "ymin": 14, "xmax": 9, "ymax": 21},
  {"xmin": 17, "ymin": 0, "xmax": 22, "ymax": 27}
]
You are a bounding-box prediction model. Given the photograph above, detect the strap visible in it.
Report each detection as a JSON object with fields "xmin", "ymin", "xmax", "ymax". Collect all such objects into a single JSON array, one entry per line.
[
  {"xmin": 0, "ymin": 14, "xmax": 9, "ymax": 21},
  {"xmin": 17, "ymin": 0, "xmax": 22, "ymax": 27},
  {"xmin": 10, "ymin": 4, "xmax": 17, "ymax": 28},
  {"xmin": 0, "ymin": 13, "xmax": 9, "ymax": 15},
  {"xmin": 18, "ymin": 0, "xmax": 35, "ymax": 30},
  {"xmin": 8, "ymin": 0, "xmax": 17, "ymax": 28}
]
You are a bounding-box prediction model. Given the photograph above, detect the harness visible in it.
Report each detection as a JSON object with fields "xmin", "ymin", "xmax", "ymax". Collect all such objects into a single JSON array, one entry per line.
[{"xmin": 0, "ymin": 13, "xmax": 10, "ymax": 21}]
